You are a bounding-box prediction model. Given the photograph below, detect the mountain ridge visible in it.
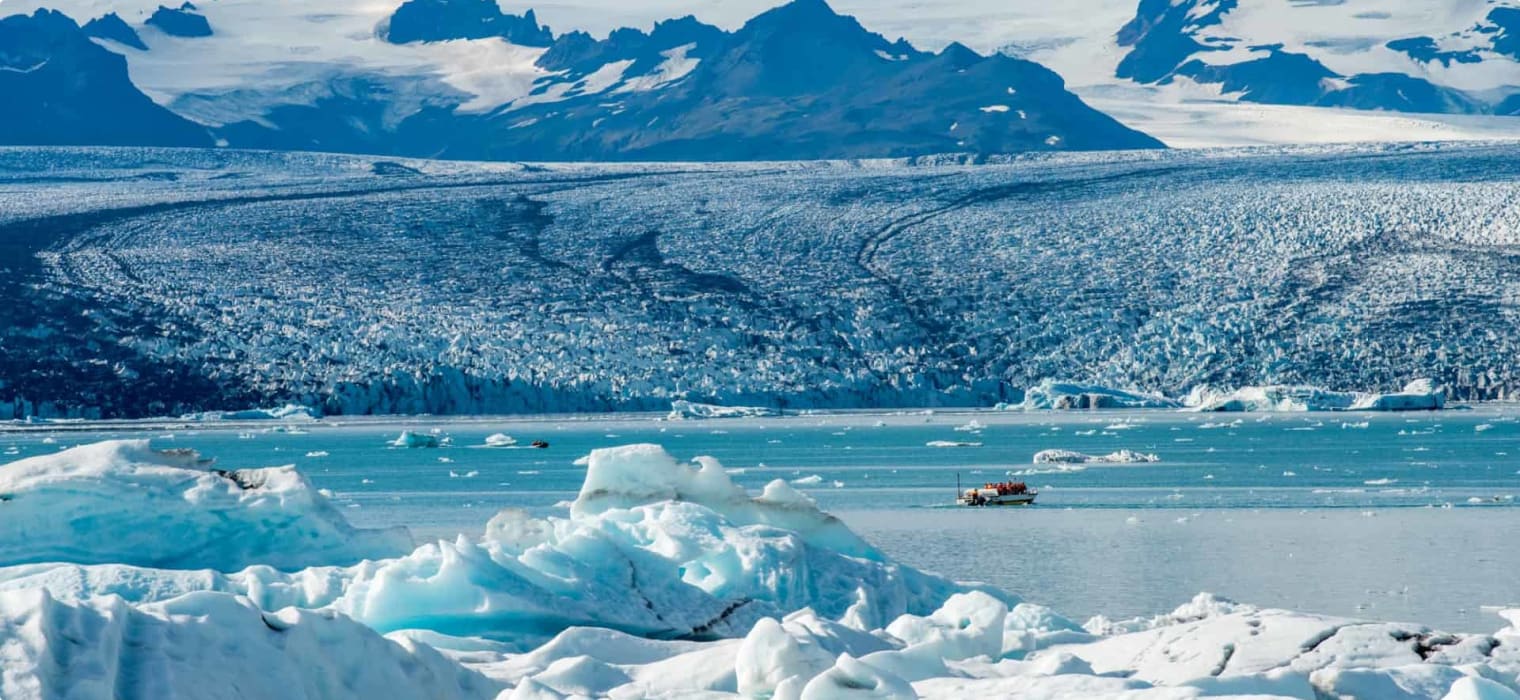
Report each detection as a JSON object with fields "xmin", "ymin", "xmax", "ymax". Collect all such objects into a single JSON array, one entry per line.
[{"xmin": 0, "ymin": 0, "xmax": 1162, "ymax": 159}]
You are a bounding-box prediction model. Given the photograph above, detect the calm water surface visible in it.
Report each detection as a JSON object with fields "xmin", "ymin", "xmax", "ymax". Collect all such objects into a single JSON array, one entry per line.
[{"xmin": 4, "ymin": 408, "xmax": 1517, "ymax": 632}]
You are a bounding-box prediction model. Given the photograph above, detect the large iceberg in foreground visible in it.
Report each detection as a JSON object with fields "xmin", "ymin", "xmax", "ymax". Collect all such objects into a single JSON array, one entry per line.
[
  {"xmin": 2, "ymin": 441, "xmax": 1518, "ymax": 699},
  {"xmin": 1015, "ymin": 380, "xmax": 1182, "ymax": 410},
  {"xmin": 0, "ymin": 443, "xmax": 985, "ymax": 648},
  {"xmin": 1187, "ymin": 380, "xmax": 1446, "ymax": 412},
  {"xmin": 0, "ymin": 440, "xmax": 412, "ymax": 571}
]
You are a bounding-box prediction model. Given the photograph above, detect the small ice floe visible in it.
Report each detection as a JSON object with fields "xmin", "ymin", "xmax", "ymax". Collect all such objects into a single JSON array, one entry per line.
[
  {"xmin": 1104, "ymin": 422, "xmax": 1137, "ymax": 431},
  {"xmin": 767, "ymin": 439, "xmax": 783, "ymax": 444},
  {"xmin": 1008, "ymin": 465, "xmax": 1087, "ymax": 476},
  {"xmin": 41, "ymin": 437, "xmax": 57, "ymax": 445},
  {"xmin": 1364, "ymin": 478, "xmax": 1398, "ymax": 486},
  {"xmin": 573, "ymin": 455, "xmax": 590, "ymax": 466},
  {"xmin": 305, "ymin": 450, "xmax": 330, "ymax": 458},
  {"xmin": 1476, "ymin": 424, "xmax": 1495, "ymax": 433},
  {"xmin": 1200, "ymin": 420, "xmax": 1241, "ymax": 430},
  {"xmin": 438, "ymin": 457, "xmax": 454, "ymax": 464},
  {"xmin": 1282, "ymin": 471, "xmax": 1298, "ymax": 477},
  {"xmin": 790, "ymin": 475, "xmax": 824, "ymax": 486},
  {"xmin": 725, "ymin": 468, "xmax": 748, "ymax": 476},
  {"xmin": 360, "ymin": 478, "xmax": 374, "ymax": 484},
  {"xmin": 874, "ymin": 420, "xmax": 887, "ymax": 427},
  {"xmin": 954, "ymin": 420, "xmax": 985, "ymax": 433},
  {"xmin": 484, "ymin": 433, "xmax": 517, "ymax": 448},
  {"xmin": 1075, "ymin": 429, "xmax": 1096, "ymax": 436},
  {"xmin": 1125, "ymin": 516, "xmax": 1141, "ymax": 526},
  {"xmin": 832, "ymin": 480, "xmax": 845, "ymax": 488},
  {"xmin": 1202, "ymin": 474, "xmax": 1215, "ymax": 480},
  {"xmin": 391, "ymin": 431, "xmax": 439, "ymax": 448},
  {"xmin": 1032, "ymin": 449, "xmax": 1159, "ymax": 465},
  {"xmin": 1341, "ymin": 421, "xmax": 1369, "ymax": 429},
  {"xmin": 448, "ymin": 470, "xmax": 480, "ymax": 479},
  {"xmin": 927, "ymin": 440, "xmax": 982, "ymax": 448},
  {"xmin": 516, "ymin": 470, "xmax": 541, "ymax": 475}
]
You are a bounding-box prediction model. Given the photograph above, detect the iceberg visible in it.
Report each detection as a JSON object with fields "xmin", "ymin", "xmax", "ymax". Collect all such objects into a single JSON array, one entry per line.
[
  {"xmin": 0, "ymin": 443, "xmax": 990, "ymax": 649},
  {"xmin": 667, "ymin": 400, "xmax": 781, "ymax": 420},
  {"xmin": 1188, "ymin": 379, "xmax": 1446, "ymax": 412},
  {"xmin": 1032, "ymin": 449, "xmax": 1160, "ymax": 465},
  {"xmin": 180, "ymin": 403, "xmax": 318, "ymax": 421},
  {"xmin": 0, "ymin": 440, "xmax": 412, "ymax": 571},
  {"xmin": 1016, "ymin": 380, "xmax": 1181, "ymax": 411},
  {"xmin": 392, "ymin": 430, "xmax": 441, "ymax": 448},
  {"xmin": 484, "ymin": 433, "xmax": 518, "ymax": 447}
]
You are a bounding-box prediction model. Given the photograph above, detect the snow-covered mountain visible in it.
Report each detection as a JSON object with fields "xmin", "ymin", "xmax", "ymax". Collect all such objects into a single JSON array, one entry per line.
[
  {"xmin": 0, "ymin": 10, "xmax": 210, "ymax": 146},
  {"xmin": 0, "ymin": 0, "xmax": 1160, "ymax": 158},
  {"xmin": 1112, "ymin": 0, "xmax": 1520, "ymax": 115}
]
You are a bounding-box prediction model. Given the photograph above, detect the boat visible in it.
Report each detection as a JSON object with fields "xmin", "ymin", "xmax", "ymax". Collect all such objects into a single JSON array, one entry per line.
[{"xmin": 957, "ymin": 479, "xmax": 1037, "ymax": 507}]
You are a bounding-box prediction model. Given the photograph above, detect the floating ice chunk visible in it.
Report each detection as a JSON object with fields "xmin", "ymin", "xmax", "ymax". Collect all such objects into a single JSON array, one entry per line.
[
  {"xmin": 954, "ymin": 420, "xmax": 985, "ymax": 433},
  {"xmin": 1189, "ymin": 380, "xmax": 1445, "ymax": 413},
  {"xmin": 392, "ymin": 431, "xmax": 440, "ymax": 448},
  {"xmin": 306, "ymin": 450, "xmax": 330, "ymax": 457},
  {"xmin": 926, "ymin": 441, "xmax": 981, "ymax": 448},
  {"xmin": 1016, "ymin": 380, "xmax": 1180, "ymax": 410},
  {"xmin": 485, "ymin": 433, "xmax": 518, "ymax": 447},
  {"xmin": 0, "ymin": 588, "xmax": 500, "ymax": 700},
  {"xmin": 180, "ymin": 404, "xmax": 318, "ymax": 421},
  {"xmin": 1443, "ymin": 677, "xmax": 1520, "ymax": 700},
  {"xmin": 884, "ymin": 591, "xmax": 1007, "ymax": 663},
  {"xmin": 0, "ymin": 440, "xmax": 412, "ymax": 571},
  {"xmin": 799, "ymin": 653, "xmax": 916, "ymax": 699},
  {"xmin": 791, "ymin": 475, "xmax": 825, "ymax": 486},
  {"xmin": 667, "ymin": 400, "xmax": 780, "ymax": 420},
  {"xmin": 736, "ymin": 617, "xmax": 836, "ymax": 697},
  {"xmin": 1032, "ymin": 449, "xmax": 1159, "ymax": 465}
]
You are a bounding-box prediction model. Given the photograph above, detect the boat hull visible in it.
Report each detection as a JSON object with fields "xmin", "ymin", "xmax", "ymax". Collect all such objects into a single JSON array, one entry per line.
[{"xmin": 957, "ymin": 493, "xmax": 1037, "ymax": 507}]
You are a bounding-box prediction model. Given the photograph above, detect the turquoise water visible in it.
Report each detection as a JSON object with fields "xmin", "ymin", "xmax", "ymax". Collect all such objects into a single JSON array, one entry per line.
[{"xmin": 4, "ymin": 408, "xmax": 1519, "ymax": 632}]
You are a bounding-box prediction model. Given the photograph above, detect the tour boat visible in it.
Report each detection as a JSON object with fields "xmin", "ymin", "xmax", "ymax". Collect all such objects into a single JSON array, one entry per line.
[{"xmin": 957, "ymin": 480, "xmax": 1038, "ymax": 507}]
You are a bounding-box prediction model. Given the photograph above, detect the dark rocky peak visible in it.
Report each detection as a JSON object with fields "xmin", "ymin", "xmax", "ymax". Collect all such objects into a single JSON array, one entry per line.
[
  {"xmin": 382, "ymin": 0, "xmax": 553, "ymax": 46},
  {"xmin": 83, "ymin": 12, "xmax": 148, "ymax": 50},
  {"xmin": 146, "ymin": 2, "xmax": 213, "ymax": 38}
]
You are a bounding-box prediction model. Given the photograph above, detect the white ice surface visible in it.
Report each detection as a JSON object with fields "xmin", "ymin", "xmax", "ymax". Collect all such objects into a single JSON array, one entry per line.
[{"xmin": 3, "ymin": 441, "xmax": 1519, "ymax": 699}]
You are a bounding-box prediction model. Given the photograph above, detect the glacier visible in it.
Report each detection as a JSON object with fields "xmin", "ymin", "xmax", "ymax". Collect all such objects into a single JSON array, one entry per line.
[
  {"xmin": 7, "ymin": 145, "xmax": 1520, "ymax": 420},
  {"xmin": 3, "ymin": 440, "xmax": 1520, "ymax": 698}
]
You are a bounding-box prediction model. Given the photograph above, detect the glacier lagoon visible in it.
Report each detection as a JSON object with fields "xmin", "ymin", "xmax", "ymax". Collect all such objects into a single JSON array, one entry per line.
[{"xmin": 7, "ymin": 408, "xmax": 1517, "ymax": 633}]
